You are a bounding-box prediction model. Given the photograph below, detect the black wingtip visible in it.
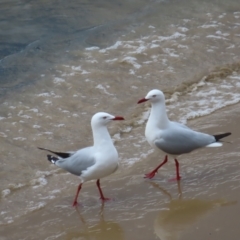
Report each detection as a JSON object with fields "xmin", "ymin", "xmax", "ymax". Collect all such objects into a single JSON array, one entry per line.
[
  {"xmin": 38, "ymin": 147, "xmax": 71, "ymax": 159},
  {"xmin": 214, "ymin": 132, "xmax": 231, "ymax": 141},
  {"xmin": 47, "ymin": 154, "xmax": 58, "ymax": 164},
  {"xmin": 38, "ymin": 147, "xmax": 45, "ymax": 150}
]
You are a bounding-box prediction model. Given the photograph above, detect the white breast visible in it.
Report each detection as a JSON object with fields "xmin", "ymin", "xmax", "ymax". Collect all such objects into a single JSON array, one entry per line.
[{"xmin": 145, "ymin": 122, "xmax": 160, "ymax": 147}]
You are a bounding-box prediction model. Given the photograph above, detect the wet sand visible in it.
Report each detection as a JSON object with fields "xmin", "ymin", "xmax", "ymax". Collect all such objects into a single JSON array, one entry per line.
[{"xmin": 1, "ymin": 103, "xmax": 240, "ymax": 240}]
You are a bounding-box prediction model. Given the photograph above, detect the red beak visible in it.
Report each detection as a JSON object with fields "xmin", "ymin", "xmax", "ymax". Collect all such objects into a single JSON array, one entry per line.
[
  {"xmin": 138, "ymin": 98, "xmax": 148, "ymax": 104},
  {"xmin": 112, "ymin": 116, "xmax": 125, "ymax": 121}
]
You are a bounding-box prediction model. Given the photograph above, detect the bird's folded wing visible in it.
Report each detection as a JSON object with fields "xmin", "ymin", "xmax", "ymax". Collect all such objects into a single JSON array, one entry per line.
[
  {"xmin": 172, "ymin": 121, "xmax": 191, "ymax": 130},
  {"xmin": 155, "ymin": 128, "xmax": 215, "ymax": 155},
  {"xmin": 56, "ymin": 148, "xmax": 96, "ymax": 176}
]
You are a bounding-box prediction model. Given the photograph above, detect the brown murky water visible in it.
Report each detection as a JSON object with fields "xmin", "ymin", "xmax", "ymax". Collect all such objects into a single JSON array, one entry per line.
[{"xmin": 1, "ymin": 0, "xmax": 240, "ymax": 239}]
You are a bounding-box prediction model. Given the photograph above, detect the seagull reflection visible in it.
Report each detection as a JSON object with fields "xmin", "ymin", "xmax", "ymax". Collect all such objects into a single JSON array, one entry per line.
[
  {"xmin": 65, "ymin": 202, "xmax": 124, "ymax": 240},
  {"xmin": 149, "ymin": 182, "xmax": 236, "ymax": 240}
]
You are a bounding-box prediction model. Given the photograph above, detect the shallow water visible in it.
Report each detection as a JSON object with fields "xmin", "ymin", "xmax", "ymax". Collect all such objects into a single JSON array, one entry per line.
[{"xmin": 1, "ymin": 0, "xmax": 240, "ymax": 239}]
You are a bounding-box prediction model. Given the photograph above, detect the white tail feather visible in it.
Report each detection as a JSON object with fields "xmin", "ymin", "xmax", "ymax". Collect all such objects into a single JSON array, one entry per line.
[{"xmin": 206, "ymin": 142, "xmax": 223, "ymax": 147}]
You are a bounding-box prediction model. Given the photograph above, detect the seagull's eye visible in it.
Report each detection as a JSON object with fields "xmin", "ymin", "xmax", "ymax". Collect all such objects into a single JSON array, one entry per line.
[
  {"xmin": 103, "ymin": 116, "xmax": 107, "ymax": 119},
  {"xmin": 152, "ymin": 95, "xmax": 156, "ymax": 97}
]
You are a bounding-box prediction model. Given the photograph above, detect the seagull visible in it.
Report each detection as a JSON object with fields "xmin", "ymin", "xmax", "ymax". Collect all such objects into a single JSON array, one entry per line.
[
  {"xmin": 38, "ymin": 112, "xmax": 124, "ymax": 206},
  {"xmin": 137, "ymin": 89, "xmax": 231, "ymax": 180}
]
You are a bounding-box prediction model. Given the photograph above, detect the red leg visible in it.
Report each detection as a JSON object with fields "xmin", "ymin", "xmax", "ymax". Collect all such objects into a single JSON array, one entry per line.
[
  {"xmin": 174, "ymin": 159, "xmax": 181, "ymax": 181},
  {"xmin": 144, "ymin": 155, "xmax": 168, "ymax": 179},
  {"xmin": 96, "ymin": 179, "xmax": 110, "ymax": 201},
  {"xmin": 72, "ymin": 183, "xmax": 82, "ymax": 207}
]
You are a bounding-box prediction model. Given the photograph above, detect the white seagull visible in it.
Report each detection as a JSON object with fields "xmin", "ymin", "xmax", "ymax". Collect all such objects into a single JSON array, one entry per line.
[
  {"xmin": 138, "ymin": 89, "xmax": 231, "ymax": 180},
  {"xmin": 39, "ymin": 112, "xmax": 124, "ymax": 206}
]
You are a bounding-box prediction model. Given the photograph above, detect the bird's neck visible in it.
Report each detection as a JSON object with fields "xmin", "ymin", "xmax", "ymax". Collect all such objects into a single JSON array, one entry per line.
[
  {"xmin": 148, "ymin": 101, "xmax": 170, "ymax": 129},
  {"xmin": 92, "ymin": 125, "xmax": 113, "ymax": 147}
]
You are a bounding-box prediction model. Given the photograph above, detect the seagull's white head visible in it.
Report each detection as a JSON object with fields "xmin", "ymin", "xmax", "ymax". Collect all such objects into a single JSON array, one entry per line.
[
  {"xmin": 138, "ymin": 89, "xmax": 165, "ymax": 104},
  {"xmin": 91, "ymin": 112, "xmax": 124, "ymax": 127}
]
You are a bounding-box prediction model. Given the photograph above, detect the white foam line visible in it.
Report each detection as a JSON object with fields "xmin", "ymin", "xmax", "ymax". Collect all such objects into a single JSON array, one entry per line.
[
  {"xmin": 81, "ymin": 70, "xmax": 90, "ymax": 74},
  {"xmin": 43, "ymin": 100, "xmax": 52, "ymax": 104},
  {"xmin": 229, "ymin": 76, "xmax": 240, "ymax": 80},
  {"xmin": 53, "ymin": 77, "xmax": 65, "ymax": 84},
  {"xmin": 13, "ymin": 137, "xmax": 26, "ymax": 141},
  {"xmin": 54, "ymin": 124, "xmax": 65, "ymax": 127},
  {"xmin": 37, "ymin": 93, "xmax": 51, "ymax": 97},
  {"xmin": 1, "ymin": 189, "xmax": 11, "ymax": 198},
  {"xmin": 27, "ymin": 108, "xmax": 38, "ymax": 113},
  {"xmin": 200, "ymin": 24, "xmax": 218, "ymax": 28},
  {"xmin": 100, "ymin": 41, "xmax": 123, "ymax": 53},
  {"xmin": 150, "ymin": 44, "xmax": 159, "ymax": 49},
  {"xmin": 130, "ymin": 45, "xmax": 147, "ymax": 54},
  {"xmin": 0, "ymin": 132, "xmax": 7, "ymax": 137},
  {"xmin": 105, "ymin": 58, "xmax": 118, "ymax": 63},
  {"xmin": 27, "ymin": 202, "xmax": 46, "ymax": 212},
  {"xmin": 96, "ymin": 84, "xmax": 114, "ymax": 95},
  {"xmin": 85, "ymin": 46, "xmax": 99, "ymax": 51},
  {"xmin": 20, "ymin": 115, "xmax": 32, "ymax": 119},
  {"xmin": 206, "ymin": 35, "xmax": 228, "ymax": 40},
  {"xmin": 71, "ymin": 66, "xmax": 81, "ymax": 71},
  {"xmin": 178, "ymin": 27, "xmax": 189, "ymax": 32},
  {"xmin": 45, "ymin": 232, "xmax": 66, "ymax": 240},
  {"xmin": 158, "ymin": 32, "xmax": 186, "ymax": 41},
  {"xmin": 163, "ymin": 48, "xmax": 179, "ymax": 57},
  {"xmin": 121, "ymin": 56, "xmax": 141, "ymax": 69},
  {"xmin": 216, "ymin": 30, "xmax": 229, "ymax": 36}
]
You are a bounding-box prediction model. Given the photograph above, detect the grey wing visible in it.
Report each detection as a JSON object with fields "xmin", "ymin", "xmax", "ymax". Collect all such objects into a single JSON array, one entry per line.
[
  {"xmin": 155, "ymin": 128, "xmax": 215, "ymax": 155},
  {"xmin": 55, "ymin": 147, "xmax": 96, "ymax": 176},
  {"xmin": 172, "ymin": 121, "xmax": 191, "ymax": 130}
]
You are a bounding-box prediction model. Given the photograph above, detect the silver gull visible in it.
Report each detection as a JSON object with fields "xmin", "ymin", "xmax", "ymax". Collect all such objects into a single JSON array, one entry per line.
[
  {"xmin": 39, "ymin": 112, "xmax": 124, "ymax": 206},
  {"xmin": 138, "ymin": 89, "xmax": 231, "ymax": 180}
]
